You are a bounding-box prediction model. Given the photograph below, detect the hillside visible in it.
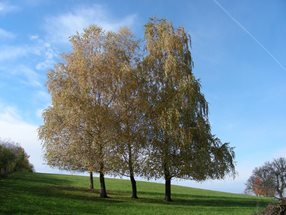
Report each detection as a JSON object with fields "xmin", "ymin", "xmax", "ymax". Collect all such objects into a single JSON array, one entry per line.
[{"xmin": 0, "ymin": 172, "xmax": 271, "ymax": 214}]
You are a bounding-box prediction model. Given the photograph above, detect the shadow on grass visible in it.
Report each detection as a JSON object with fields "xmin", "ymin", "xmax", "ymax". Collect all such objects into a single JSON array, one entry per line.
[
  {"xmin": 2, "ymin": 174, "xmax": 123, "ymax": 203},
  {"xmin": 109, "ymin": 189, "xmax": 270, "ymax": 208},
  {"xmin": 0, "ymin": 172, "xmax": 271, "ymax": 214},
  {"xmin": 0, "ymin": 173, "xmax": 122, "ymax": 214},
  {"xmin": 5, "ymin": 172, "xmax": 72, "ymax": 186}
]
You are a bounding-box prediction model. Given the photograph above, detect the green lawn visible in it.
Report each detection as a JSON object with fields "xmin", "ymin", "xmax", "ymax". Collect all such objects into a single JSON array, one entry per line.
[{"xmin": 0, "ymin": 172, "xmax": 272, "ymax": 215}]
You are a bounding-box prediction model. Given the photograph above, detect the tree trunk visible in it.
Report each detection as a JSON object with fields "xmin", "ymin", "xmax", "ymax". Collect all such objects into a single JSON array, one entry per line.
[
  {"xmin": 99, "ymin": 171, "xmax": 108, "ymax": 198},
  {"xmin": 163, "ymin": 155, "xmax": 172, "ymax": 201},
  {"xmin": 276, "ymin": 174, "xmax": 283, "ymax": 199},
  {"xmin": 127, "ymin": 142, "xmax": 138, "ymax": 199},
  {"xmin": 130, "ymin": 175, "xmax": 138, "ymax": 199},
  {"xmin": 165, "ymin": 177, "xmax": 172, "ymax": 201},
  {"xmin": 98, "ymin": 144, "xmax": 108, "ymax": 198},
  {"xmin": 89, "ymin": 171, "xmax": 94, "ymax": 192},
  {"xmin": 278, "ymin": 190, "xmax": 283, "ymax": 199}
]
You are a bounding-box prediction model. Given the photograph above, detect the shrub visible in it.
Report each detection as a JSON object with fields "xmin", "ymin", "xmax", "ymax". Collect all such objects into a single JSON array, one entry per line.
[
  {"xmin": 255, "ymin": 199, "xmax": 286, "ymax": 215},
  {"xmin": 0, "ymin": 140, "xmax": 33, "ymax": 178}
]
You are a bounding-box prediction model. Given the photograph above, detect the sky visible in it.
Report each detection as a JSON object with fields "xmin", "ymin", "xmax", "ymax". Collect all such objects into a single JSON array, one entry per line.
[{"xmin": 0, "ymin": 0, "xmax": 286, "ymax": 194}]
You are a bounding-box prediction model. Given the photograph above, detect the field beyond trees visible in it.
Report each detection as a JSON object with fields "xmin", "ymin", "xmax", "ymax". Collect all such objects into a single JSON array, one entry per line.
[{"xmin": 0, "ymin": 172, "xmax": 271, "ymax": 214}]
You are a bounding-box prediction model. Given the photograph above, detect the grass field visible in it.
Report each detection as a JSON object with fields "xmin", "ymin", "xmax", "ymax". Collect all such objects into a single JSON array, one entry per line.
[{"xmin": 0, "ymin": 172, "xmax": 272, "ymax": 215}]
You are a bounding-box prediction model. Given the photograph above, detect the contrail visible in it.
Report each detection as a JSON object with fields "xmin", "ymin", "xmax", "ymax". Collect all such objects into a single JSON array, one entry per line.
[{"xmin": 213, "ymin": 0, "xmax": 286, "ymax": 71}]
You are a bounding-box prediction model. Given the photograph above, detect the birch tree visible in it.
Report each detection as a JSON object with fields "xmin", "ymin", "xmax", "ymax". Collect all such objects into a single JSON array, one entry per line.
[
  {"xmin": 39, "ymin": 102, "xmax": 96, "ymax": 191},
  {"xmin": 110, "ymin": 46, "xmax": 145, "ymax": 199},
  {"xmin": 39, "ymin": 25, "xmax": 123, "ymax": 198},
  {"xmin": 38, "ymin": 52, "xmax": 97, "ymax": 190},
  {"xmin": 142, "ymin": 18, "xmax": 235, "ymax": 201},
  {"xmin": 94, "ymin": 28, "xmax": 148, "ymax": 199}
]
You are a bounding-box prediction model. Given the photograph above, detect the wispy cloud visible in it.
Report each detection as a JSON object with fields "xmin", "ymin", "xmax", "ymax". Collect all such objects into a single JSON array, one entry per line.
[
  {"xmin": 0, "ymin": 43, "xmax": 44, "ymax": 62},
  {"xmin": 19, "ymin": 65, "xmax": 41, "ymax": 87},
  {"xmin": 1, "ymin": 64, "xmax": 42, "ymax": 88},
  {"xmin": 7, "ymin": 65, "xmax": 41, "ymax": 87},
  {"xmin": 0, "ymin": 45, "xmax": 29, "ymax": 62},
  {"xmin": 0, "ymin": 28, "xmax": 15, "ymax": 39},
  {"xmin": 0, "ymin": 105, "xmax": 21, "ymax": 123},
  {"xmin": 44, "ymin": 4, "xmax": 136, "ymax": 44},
  {"xmin": 0, "ymin": 36, "xmax": 57, "ymax": 71},
  {"xmin": 27, "ymin": 35, "xmax": 58, "ymax": 70},
  {"xmin": 213, "ymin": 0, "xmax": 286, "ymax": 71},
  {"xmin": 0, "ymin": 1, "xmax": 18, "ymax": 15},
  {"xmin": 35, "ymin": 42, "xmax": 57, "ymax": 70}
]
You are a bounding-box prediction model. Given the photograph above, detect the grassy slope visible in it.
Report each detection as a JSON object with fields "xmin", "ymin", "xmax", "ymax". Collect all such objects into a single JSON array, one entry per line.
[{"xmin": 0, "ymin": 172, "xmax": 271, "ymax": 215}]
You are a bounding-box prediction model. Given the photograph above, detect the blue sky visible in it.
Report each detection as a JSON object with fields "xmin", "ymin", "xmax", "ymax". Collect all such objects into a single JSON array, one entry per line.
[{"xmin": 0, "ymin": 0, "xmax": 286, "ymax": 193}]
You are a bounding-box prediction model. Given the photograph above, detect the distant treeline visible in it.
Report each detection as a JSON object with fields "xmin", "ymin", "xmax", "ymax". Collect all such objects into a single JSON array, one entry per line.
[{"xmin": 0, "ymin": 139, "xmax": 33, "ymax": 178}]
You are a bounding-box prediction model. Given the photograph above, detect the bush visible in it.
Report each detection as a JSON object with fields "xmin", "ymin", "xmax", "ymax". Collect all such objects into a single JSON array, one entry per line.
[
  {"xmin": 0, "ymin": 140, "xmax": 33, "ymax": 178},
  {"xmin": 255, "ymin": 200, "xmax": 286, "ymax": 215}
]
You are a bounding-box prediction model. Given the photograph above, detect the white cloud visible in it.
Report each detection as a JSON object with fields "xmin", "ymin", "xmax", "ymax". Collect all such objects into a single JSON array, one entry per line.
[
  {"xmin": 0, "ymin": 105, "xmax": 43, "ymax": 171},
  {"xmin": 35, "ymin": 42, "xmax": 57, "ymax": 70},
  {"xmin": 0, "ymin": 104, "xmax": 73, "ymax": 174},
  {"xmin": 0, "ymin": 39, "xmax": 57, "ymax": 87},
  {"xmin": 44, "ymin": 4, "xmax": 136, "ymax": 44},
  {"xmin": 0, "ymin": 28, "xmax": 15, "ymax": 39},
  {"xmin": 30, "ymin": 34, "xmax": 39, "ymax": 40},
  {"xmin": 0, "ymin": 1, "xmax": 18, "ymax": 14},
  {"xmin": 0, "ymin": 36, "xmax": 57, "ymax": 63},
  {"xmin": 28, "ymin": 35, "xmax": 58, "ymax": 70}
]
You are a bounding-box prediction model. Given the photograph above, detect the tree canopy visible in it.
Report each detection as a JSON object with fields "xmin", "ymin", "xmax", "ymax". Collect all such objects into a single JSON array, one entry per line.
[
  {"xmin": 245, "ymin": 157, "xmax": 286, "ymax": 199},
  {"xmin": 141, "ymin": 18, "xmax": 235, "ymax": 201}
]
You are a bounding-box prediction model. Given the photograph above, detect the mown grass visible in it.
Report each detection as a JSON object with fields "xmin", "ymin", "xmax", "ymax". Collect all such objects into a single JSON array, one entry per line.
[{"xmin": 0, "ymin": 172, "xmax": 272, "ymax": 214}]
